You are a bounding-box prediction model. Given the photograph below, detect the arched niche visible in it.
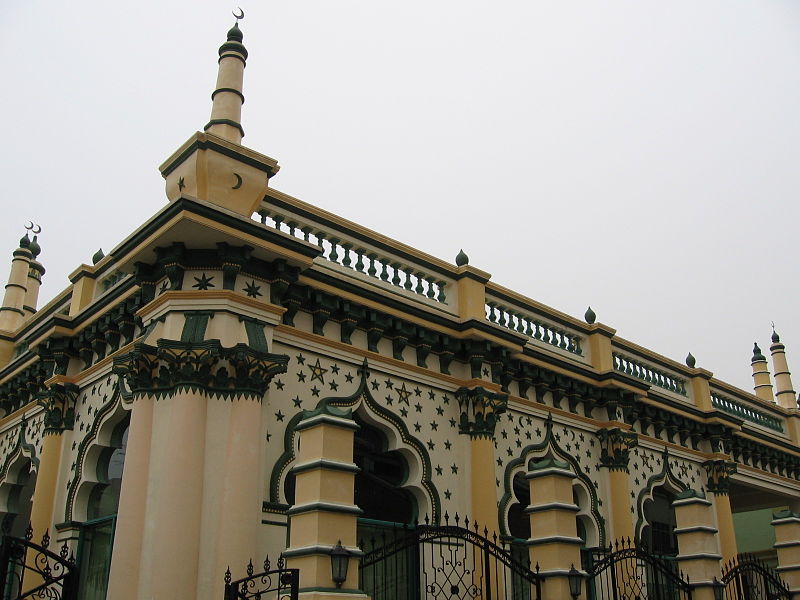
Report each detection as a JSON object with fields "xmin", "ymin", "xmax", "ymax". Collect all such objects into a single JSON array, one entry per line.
[{"xmin": 634, "ymin": 448, "xmax": 688, "ymax": 553}]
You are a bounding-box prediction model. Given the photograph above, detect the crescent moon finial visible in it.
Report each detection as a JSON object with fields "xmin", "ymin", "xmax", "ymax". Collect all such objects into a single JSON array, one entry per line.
[
  {"xmin": 32, "ymin": 224, "xmax": 42, "ymax": 234},
  {"xmin": 25, "ymin": 221, "xmax": 34, "ymax": 231},
  {"xmin": 233, "ymin": 7, "xmax": 244, "ymax": 21}
]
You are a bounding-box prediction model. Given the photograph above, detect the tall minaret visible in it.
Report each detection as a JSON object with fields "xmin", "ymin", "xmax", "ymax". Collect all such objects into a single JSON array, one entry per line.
[
  {"xmin": 751, "ymin": 342, "xmax": 775, "ymax": 403},
  {"xmin": 770, "ymin": 329, "xmax": 797, "ymax": 409},
  {"xmin": 23, "ymin": 236, "xmax": 45, "ymax": 319},
  {"xmin": 204, "ymin": 18, "xmax": 247, "ymax": 144},
  {"xmin": 0, "ymin": 233, "xmax": 32, "ymax": 332}
]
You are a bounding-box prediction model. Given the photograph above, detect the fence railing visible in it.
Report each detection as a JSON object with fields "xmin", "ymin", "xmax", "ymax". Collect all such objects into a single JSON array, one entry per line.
[
  {"xmin": 711, "ymin": 391, "xmax": 785, "ymax": 433},
  {"xmin": 612, "ymin": 351, "xmax": 688, "ymax": 398},
  {"xmin": 256, "ymin": 198, "xmax": 454, "ymax": 309}
]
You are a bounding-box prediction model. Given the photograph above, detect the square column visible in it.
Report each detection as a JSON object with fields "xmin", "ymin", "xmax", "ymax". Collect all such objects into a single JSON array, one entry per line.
[
  {"xmin": 284, "ymin": 406, "xmax": 367, "ymax": 600},
  {"xmin": 525, "ymin": 456, "xmax": 583, "ymax": 599},
  {"xmin": 772, "ymin": 510, "xmax": 800, "ymax": 598},
  {"xmin": 672, "ymin": 490, "xmax": 723, "ymax": 600}
]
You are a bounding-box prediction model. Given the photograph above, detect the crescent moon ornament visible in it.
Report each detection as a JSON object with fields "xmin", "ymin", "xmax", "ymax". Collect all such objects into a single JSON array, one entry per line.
[
  {"xmin": 232, "ymin": 173, "xmax": 243, "ymax": 189},
  {"xmin": 32, "ymin": 224, "xmax": 42, "ymax": 234},
  {"xmin": 233, "ymin": 8, "xmax": 244, "ymax": 21},
  {"xmin": 25, "ymin": 221, "xmax": 34, "ymax": 231}
]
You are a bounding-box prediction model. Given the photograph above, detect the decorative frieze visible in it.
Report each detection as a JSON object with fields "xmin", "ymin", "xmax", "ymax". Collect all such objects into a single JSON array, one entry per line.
[
  {"xmin": 113, "ymin": 339, "xmax": 288, "ymax": 400},
  {"xmin": 596, "ymin": 427, "xmax": 638, "ymax": 472},
  {"xmin": 703, "ymin": 459, "xmax": 737, "ymax": 495},
  {"xmin": 456, "ymin": 386, "xmax": 508, "ymax": 439}
]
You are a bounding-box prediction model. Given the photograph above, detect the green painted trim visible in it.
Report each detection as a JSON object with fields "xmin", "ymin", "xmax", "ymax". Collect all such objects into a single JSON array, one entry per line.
[
  {"xmin": 290, "ymin": 459, "xmax": 360, "ymax": 475},
  {"xmin": 282, "ymin": 545, "xmax": 364, "ymax": 559},
  {"xmin": 203, "ymin": 118, "xmax": 245, "ymax": 138},
  {"xmin": 527, "ymin": 535, "xmax": 585, "ymax": 546},
  {"xmin": 0, "ymin": 307, "xmax": 24, "ymax": 316},
  {"xmin": 294, "ymin": 412, "xmax": 359, "ymax": 432},
  {"xmin": 524, "ymin": 502, "xmax": 580, "ymax": 514},
  {"xmin": 0, "ymin": 418, "xmax": 40, "ymax": 486},
  {"xmin": 286, "ymin": 501, "xmax": 363, "ymax": 516},
  {"xmin": 673, "ymin": 525, "xmax": 716, "ymax": 535},
  {"xmin": 260, "ymin": 519, "xmax": 287, "ymax": 527},
  {"xmin": 211, "ymin": 87, "xmax": 245, "ymax": 104},
  {"xmin": 633, "ymin": 448, "xmax": 689, "ymax": 546}
]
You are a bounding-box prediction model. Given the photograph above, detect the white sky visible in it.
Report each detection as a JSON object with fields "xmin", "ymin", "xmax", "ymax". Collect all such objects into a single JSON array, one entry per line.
[{"xmin": 1, "ymin": 1, "xmax": 799, "ymax": 394}]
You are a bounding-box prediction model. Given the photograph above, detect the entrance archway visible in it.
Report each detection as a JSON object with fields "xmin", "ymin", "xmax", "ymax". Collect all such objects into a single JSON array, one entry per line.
[{"xmin": 641, "ymin": 486, "xmax": 678, "ymax": 556}]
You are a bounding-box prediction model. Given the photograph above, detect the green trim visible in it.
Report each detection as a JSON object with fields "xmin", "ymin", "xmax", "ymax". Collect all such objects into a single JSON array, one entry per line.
[
  {"xmin": 286, "ymin": 502, "xmax": 363, "ymax": 516},
  {"xmin": 243, "ymin": 319, "xmax": 268, "ymax": 352},
  {"xmin": 0, "ymin": 307, "xmax": 24, "ymax": 316},
  {"xmin": 211, "ymin": 87, "xmax": 245, "ymax": 103},
  {"xmin": 633, "ymin": 447, "xmax": 689, "ymax": 546},
  {"xmin": 290, "ymin": 459, "xmax": 360, "ymax": 475},
  {"xmin": 203, "ymin": 119, "xmax": 245, "ymax": 138},
  {"xmin": 180, "ymin": 312, "xmax": 212, "ymax": 343}
]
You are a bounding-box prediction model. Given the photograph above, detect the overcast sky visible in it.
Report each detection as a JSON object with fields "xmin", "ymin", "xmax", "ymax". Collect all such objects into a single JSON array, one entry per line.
[{"xmin": 1, "ymin": 1, "xmax": 799, "ymax": 394}]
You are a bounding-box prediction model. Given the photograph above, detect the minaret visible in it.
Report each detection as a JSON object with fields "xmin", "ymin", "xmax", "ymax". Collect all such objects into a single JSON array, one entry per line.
[
  {"xmin": 159, "ymin": 13, "xmax": 279, "ymax": 217},
  {"xmin": 23, "ymin": 236, "xmax": 45, "ymax": 319},
  {"xmin": 751, "ymin": 342, "xmax": 775, "ymax": 403},
  {"xmin": 204, "ymin": 20, "xmax": 247, "ymax": 144},
  {"xmin": 770, "ymin": 329, "xmax": 797, "ymax": 409},
  {"xmin": 0, "ymin": 234, "xmax": 32, "ymax": 332}
]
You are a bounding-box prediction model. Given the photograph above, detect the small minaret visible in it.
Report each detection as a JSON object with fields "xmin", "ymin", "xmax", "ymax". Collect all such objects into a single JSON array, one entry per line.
[
  {"xmin": 0, "ymin": 234, "xmax": 32, "ymax": 332},
  {"xmin": 770, "ymin": 329, "xmax": 797, "ymax": 409},
  {"xmin": 204, "ymin": 19, "xmax": 248, "ymax": 144},
  {"xmin": 23, "ymin": 236, "xmax": 44, "ymax": 319},
  {"xmin": 751, "ymin": 342, "xmax": 775, "ymax": 403}
]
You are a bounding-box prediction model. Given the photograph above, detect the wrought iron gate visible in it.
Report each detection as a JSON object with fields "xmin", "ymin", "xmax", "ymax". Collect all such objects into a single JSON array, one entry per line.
[
  {"xmin": 719, "ymin": 554, "xmax": 790, "ymax": 600},
  {"xmin": 0, "ymin": 528, "xmax": 78, "ymax": 600},
  {"xmin": 223, "ymin": 556, "xmax": 299, "ymax": 600},
  {"xmin": 585, "ymin": 539, "xmax": 693, "ymax": 600},
  {"xmin": 359, "ymin": 514, "xmax": 543, "ymax": 600}
]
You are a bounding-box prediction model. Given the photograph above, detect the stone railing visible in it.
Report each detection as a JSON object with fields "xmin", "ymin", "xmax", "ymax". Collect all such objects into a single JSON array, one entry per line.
[
  {"xmin": 612, "ymin": 350, "xmax": 688, "ymax": 397},
  {"xmin": 256, "ymin": 195, "xmax": 454, "ymax": 309},
  {"xmin": 484, "ymin": 292, "xmax": 587, "ymax": 361},
  {"xmin": 710, "ymin": 389, "xmax": 785, "ymax": 433}
]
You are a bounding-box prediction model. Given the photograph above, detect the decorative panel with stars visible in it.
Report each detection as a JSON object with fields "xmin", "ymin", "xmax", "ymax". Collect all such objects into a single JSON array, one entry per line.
[
  {"xmin": 63, "ymin": 371, "xmax": 127, "ymax": 522},
  {"xmin": 264, "ymin": 342, "xmax": 472, "ymax": 523},
  {"xmin": 0, "ymin": 410, "xmax": 45, "ymax": 486},
  {"xmin": 492, "ymin": 405, "xmax": 608, "ymax": 547}
]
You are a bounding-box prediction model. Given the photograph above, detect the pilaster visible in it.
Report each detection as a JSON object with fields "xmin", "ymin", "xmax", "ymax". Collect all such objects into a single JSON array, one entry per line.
[
  {"xmin": 586, "ymin": 323, "xmax": 617, "ymax": 373},
  {"xmin": 283, "ymin": 407, "xmax": 367, "ymax": 600},
  {"xmin": 703, "ymin": 459, "xmax": 738, "ymax": 562},
  {"xmin": 456, "ymin": 385, "xmax": 507, "ymax": 534},
  {"xmin": 672, "ymin": 490, "xmax": 723, "ymax": 600},
  {"xmin": 596, "ymin": 426, "xmax": 637, "ymax": 541},
  {"xmin": 454, "ymin": 263, "xmax": 490, "ymax": 322},
  {"xmin": 525, "ymin": 456, "xmax": 583, "ymax": 599},
  {"xmin": 772, "ymin": 510, "xmax": 800, "ymax": 598}
]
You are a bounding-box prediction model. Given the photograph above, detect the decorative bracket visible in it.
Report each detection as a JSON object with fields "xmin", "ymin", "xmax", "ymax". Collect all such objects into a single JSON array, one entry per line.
[
  {"xmin": 596, "ymin": 427, "xmax": 638, "ymax": 472},
  {"xmin": 703, "ymin": 459, "xmax": 737, "ymax": 495},
  {"xmin": 456, "ymin": 387, "xmax": 508, "ymax": 439}
]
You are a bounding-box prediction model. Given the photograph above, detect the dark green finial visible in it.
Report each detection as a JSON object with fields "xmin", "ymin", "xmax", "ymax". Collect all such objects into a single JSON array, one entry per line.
[
  {"xmin": 772, "ymin": 324, "xmax": 780, "ymax": 344},
  {"xmin": 29, "ymin": 236, "xmax": 41, "ymax": 258},
  {"xmin": 92, "ymin": 248, "xmax": 105, "ymax": 265},
  {"xmin": 752, "ymin": 342, "xmax": 766, "ymax": 362},
  {"xmin": 18, "ymin": 233, "xmax": 30, "ymax": 249},
  {"xmin": 685, "ymin": 352, "xmax": 696, "ymax": 368},
  {"xmin": 584, "ymin": 306, "xmax": 596, "ymax": 324},
  {"xmin": 227, "ymin": 21, "xmax": 244, "ymax": 42},
  {"xmin": 455, "ymin": 249, "xmax": 469, "ymax": 267}
]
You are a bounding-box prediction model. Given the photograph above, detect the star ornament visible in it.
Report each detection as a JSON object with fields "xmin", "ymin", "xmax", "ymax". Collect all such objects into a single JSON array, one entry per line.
[
  {"xmin": 192, "ymin": 273, "xmax": 215, "ymax": 290},
  {"xmin": 244, "ymin": 280, "xmax": 262, "ymax": 298}
]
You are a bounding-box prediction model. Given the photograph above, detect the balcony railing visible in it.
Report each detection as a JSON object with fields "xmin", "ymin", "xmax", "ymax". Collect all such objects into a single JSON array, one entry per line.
[
  {"xmin": 711, "ymin": 390, "xmax": 785, "ymax": 433},
  {"xmin": 612, "ymin": 351, "xmax": 688, "ymax": 397}
]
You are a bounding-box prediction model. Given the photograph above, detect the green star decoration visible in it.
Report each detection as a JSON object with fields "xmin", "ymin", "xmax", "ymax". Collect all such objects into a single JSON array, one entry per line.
[
  {"xmin": 309, "ymin": 359, "xmax": 328, "ymax": 383},
  {"xmin": 397, "ymin": 383, "xmax": 411, "ymax": 405},
  {"xmin": 192, "ymin": 273, "xmax": 215, "ymax": 290},
  {"xmin": 244, "ymin": 280, "xmax": 263, "ymax": 298},
  {"xmin": 178, "ymin": 176, "xmax": 186, "ymax": 191}
]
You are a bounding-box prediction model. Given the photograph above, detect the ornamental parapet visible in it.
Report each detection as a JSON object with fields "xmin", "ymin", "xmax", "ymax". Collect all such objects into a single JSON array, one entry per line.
[{"xmin": 113, "ymin": 338, "xmax": 288, "ymax": 400}]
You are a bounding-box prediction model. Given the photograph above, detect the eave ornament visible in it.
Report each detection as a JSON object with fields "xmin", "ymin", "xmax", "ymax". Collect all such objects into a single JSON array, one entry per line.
[
  {"xmin": 456, "ymin": 386, "xmax": 508, "ymax": 439},
  {"xmin": 703, "ymin": 459, "xmax": 737, "ymax": 496},
  {"xmin": 596, "ymin": 427, "xmax": 638, "ymax": 472},
  {"xmin": 113, "ymin": 339, "xmax": 288, "ymax": 400}
]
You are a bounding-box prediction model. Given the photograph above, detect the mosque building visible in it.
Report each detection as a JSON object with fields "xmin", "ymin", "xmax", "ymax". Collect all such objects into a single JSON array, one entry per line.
[{"xmin": 0, "ymin": 16, "xmax": 798, "ymax": 600}]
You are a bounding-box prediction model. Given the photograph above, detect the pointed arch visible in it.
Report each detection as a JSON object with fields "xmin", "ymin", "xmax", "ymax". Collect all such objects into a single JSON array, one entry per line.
[
  {"xmin": 498, "ymin": 413, "xmax": 605, "ymax": 547},
  {"xmin": 634, "ymin": 446, "xmax": 689, "ymax": 546},
  {"xmin": 268, "ymin": 359, "xmax": 441, "ymax": 522}
]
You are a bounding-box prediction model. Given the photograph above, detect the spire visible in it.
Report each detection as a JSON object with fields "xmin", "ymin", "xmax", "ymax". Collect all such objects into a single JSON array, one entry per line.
[
  {"xmin": 23, "ymin": 234, "xmax": 44, "ymax": 319},
  {"xmin": 769, "ymin": 328, "xmax": 797, "ymax": 409},
  {"xmin": 0, "ymin": 227, "xmax": 34, "ymax": 331},
  {"xmin": 751, "ymin": 342, "xmax": 775, "ymax": 403},
  {"xmin": 204, "ymin": 12, "xmax": 248, "ymax": 144}
]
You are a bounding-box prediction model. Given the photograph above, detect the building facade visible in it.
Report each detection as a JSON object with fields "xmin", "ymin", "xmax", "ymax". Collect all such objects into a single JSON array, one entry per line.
[{"xmin": 0, "ymin": 19, "xmax": 799, "ymax": 600}]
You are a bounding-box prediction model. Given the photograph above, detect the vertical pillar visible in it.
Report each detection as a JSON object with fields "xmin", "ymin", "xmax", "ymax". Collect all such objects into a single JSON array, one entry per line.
[
  {"xmin": 672, "ymin": 489, "xmax": 723, "ymax": 600},
  {"xmin": 596, "ymin": 427, "xmax": 638, "ymax": 542},
  {"xmin": 703, "ymin": 459, "xmax": 738, "ymax": 562},
  {"xmin": 105, "ymin": 395, "xmax": 154, "ymax": 600},
  {"xmin": 29, "ymin": 382, "xmax": 77, "ymax": 539},
  {"xmin": 0, "ymin": 236, "xmax": 32, "ymax": 332},
  {"xmin": 456, "ymin": 386, "xmax": 508, "ymax": 534},
  {"xmin": 205, "ymin": 23, "xmax": 247, "ymax": 144},
  {"xmin": 752, "ymin": 343, "xmax": 775, "ymax": 403},
  {"xmin": 772, "ymin": 510, "xmax": 800, "ymax": 598},
  {"xmin": 23, "ymin": 237, "xmax": 44, "ymax": 319},
  {"xmin": 283, "ymin": 406, "xmax": 366, "ymax": 600},
  {"xmin": 770, "ymin": 331, "xmax": 797, "ymax": 409},
  {"xmin": 112, "ymin": 337, "xmax": 288, "ymax": 600},
  {"xmin": 526, "ymin": 456, "xmax": 583, "ymax": 599},
  {"xmin": 585, "ymin": 321, "xmax": 617, "ymax": 373}
]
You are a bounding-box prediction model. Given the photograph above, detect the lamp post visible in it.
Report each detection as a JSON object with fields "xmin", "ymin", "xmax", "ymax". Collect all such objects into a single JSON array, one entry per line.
[
  {"xmin": 568, "ymin": 564, "xmax": 583, "ymax": 600},
  {"xmin": 330, "ymin": 541, "xmax": 350, "ymax": 588}
]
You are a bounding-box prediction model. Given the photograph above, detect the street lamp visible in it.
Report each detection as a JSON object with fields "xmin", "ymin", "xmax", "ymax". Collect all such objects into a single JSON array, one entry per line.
[
  {"xmin": 568, "ymin": 564, "xmax": 583, "ymax": 599},
  {"xmin": 330, "ymin": 541, "xmax": 350, "ymax": 588}
]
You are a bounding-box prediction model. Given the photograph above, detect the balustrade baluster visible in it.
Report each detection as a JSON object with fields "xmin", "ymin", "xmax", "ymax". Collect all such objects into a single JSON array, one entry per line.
[
  {"xmin": 436, "ymin": 280, "xmax": 447, "ymax": 303},
  {"xmin": 341, "ymin": 243, "xmax": 353, "ymax": 268},
  {"xmin": 355, "ymin": 248, "xmax": 365, "ymax": 273},
  {"xmin": 329, "ymin": 238, "xmax": 340, "ymax": 263},
  {"xmin": 425, "ymin": 278, "xmax": 436, "ymax": 299},
  {"xmin": 273, "ymin": 215, "xmax": 284, "ymax": 232},
  {"xmin": 301, "ymin": 226, "xmax": 312, "ymax": 242},
  {"xmin": 403, "ymin": 270, "xmax": 414, "ymax": 290},
  {"xmin": 391, "ymin": 263, "xmax": 402, "ymax": 286},
  {"xmin": 367, "ymin": 253, "xmax": 377, "ymax": 277},
  {"xmin": 287, "ymin": 220, "xmax": 298, "ymax": 238},
  {"xmin": 415, "ymin": 273, "xmax": 426, "ymax": 296},
  {"xmin": 380, "ymin": 260, "xmax": 389, "ymax": 282}
]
